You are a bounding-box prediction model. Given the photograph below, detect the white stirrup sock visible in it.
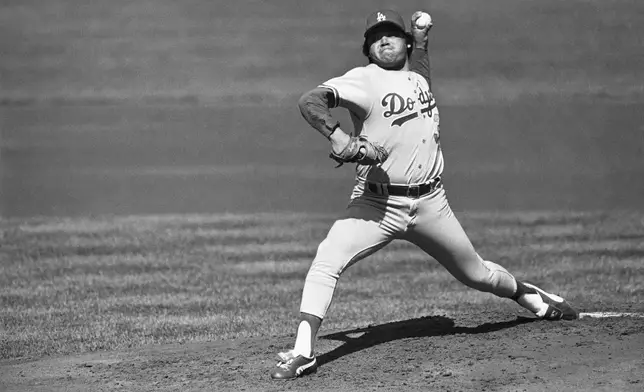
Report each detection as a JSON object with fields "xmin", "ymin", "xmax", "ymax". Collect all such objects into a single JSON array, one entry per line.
[{"xmin": 292, "ymin": 321, "xmax": 313, "ymax": 358}]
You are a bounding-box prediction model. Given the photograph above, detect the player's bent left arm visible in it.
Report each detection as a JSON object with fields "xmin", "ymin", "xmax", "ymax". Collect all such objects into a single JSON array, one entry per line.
[
  {"xmin": 297, "ymin": 87, "xmax": 388, "ymax": 167},
  {"xmin": 297, "ymin": 86, "xmax": 341, "ymax": 140}
]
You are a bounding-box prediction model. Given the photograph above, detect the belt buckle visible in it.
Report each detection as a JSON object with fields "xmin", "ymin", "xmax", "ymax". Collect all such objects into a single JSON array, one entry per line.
[{"xmin": 407, "ymin": 185, "xmax": 420, "ymax": 198}]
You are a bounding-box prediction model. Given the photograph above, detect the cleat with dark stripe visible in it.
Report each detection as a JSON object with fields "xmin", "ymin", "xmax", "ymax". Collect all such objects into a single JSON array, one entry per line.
[
  {"xmin": 270, "ymin": 350, "xmax": 318, "ymax": 380},
  {"xmin": 542, "ymin": 305, "xmax": 564, "ymax": 320},
  {"xmin": 524, "ymin": 282, "xmax": 579, "ymax": 320}
]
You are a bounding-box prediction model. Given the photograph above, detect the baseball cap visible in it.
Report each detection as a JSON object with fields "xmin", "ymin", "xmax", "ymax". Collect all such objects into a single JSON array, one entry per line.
[{"xmin": 364, "ymin": 10, "xmax": 406, "ymax": 37}]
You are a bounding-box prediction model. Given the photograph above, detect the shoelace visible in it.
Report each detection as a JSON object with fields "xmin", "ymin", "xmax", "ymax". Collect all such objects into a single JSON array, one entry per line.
[
  {"xmin": 276, "ymin": 351, "xmax": 296, "ymax": 369},
  {"xmin": 277, "ymin": 358, "xmax": 294, "ymax": 369}
]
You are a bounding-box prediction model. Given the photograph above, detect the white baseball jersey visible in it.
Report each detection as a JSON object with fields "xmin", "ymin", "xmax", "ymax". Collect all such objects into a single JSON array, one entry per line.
[{"xmin": 321, "ymin": 63, "xmax": 443, "ymax": 185}]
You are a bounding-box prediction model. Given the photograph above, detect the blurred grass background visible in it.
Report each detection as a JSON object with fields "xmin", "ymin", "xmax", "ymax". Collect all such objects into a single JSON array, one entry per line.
[
  {"xmin": 2, "ymin": 0, "xmax": 643, "ymax": 217},
  {"xmin": 1, "ymin": 0, "xmax": 643, "ymax": 105}
]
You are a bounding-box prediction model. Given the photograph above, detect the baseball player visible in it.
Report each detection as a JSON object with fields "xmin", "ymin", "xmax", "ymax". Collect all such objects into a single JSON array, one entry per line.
[{"xmin": 270, "ymin": 9, "xmax": 578, "ymax": 380}]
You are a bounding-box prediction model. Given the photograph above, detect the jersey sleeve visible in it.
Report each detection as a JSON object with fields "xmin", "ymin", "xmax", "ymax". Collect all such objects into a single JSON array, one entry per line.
[{"xmin": 319, "ymin": 67, "xmax": 373, "ymax": 119}]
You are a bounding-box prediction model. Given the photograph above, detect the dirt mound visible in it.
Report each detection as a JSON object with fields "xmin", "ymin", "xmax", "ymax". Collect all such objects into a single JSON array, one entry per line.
[{"xmin": 2, "ymin": 313, "xmax": 642, "ymax": 391}]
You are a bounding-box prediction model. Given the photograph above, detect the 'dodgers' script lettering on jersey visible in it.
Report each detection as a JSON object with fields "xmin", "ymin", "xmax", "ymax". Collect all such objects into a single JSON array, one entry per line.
[{"xmin": 381, "ymin": 89, "xmax": 436, "ymax": 127}]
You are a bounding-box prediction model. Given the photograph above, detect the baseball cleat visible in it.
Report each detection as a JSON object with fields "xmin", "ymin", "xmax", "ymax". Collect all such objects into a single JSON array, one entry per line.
[
  {"xmin": 524, "ymin": 282, "xmax": 579, "ymax": 320},
  {"xmin": 270, "ymin": 350, "xmax": 318, "ymax": 380}
]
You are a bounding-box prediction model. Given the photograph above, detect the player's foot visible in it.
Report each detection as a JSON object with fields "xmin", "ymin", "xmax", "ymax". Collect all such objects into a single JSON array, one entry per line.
[
  {"xmin": 270, "ymin": 350, "xmax": 318, "ymax": 380},
  {"xmin": 523, "ymin": 282, "xmax": 579, "ymax": 320}
]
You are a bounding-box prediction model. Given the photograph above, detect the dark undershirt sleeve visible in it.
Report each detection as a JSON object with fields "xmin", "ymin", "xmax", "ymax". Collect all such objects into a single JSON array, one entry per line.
[
  {"xmin": 297, "ymin": 86, "xmax": 340, "ymax": 139},
  {"xmin": 409, "ymin": 46, "xmax": 432, "ymax": 91}
]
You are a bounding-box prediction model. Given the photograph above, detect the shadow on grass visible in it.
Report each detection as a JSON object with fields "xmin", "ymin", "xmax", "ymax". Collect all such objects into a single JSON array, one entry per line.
[{"xmin": 318, "ymin": 315, "xmax": 537, "ymax": 366}]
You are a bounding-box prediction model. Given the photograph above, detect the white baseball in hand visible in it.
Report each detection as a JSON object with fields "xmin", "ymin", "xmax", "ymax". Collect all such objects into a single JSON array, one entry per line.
[{"xmin": 415, "ymin": 12, "xmax": 432, "ymax": 29}]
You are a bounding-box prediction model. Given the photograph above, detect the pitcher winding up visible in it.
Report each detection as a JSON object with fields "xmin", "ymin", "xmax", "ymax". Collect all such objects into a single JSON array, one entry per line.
[{"xmin": 270, "ymin": 9, "xmax": 578, "ymax": 380}]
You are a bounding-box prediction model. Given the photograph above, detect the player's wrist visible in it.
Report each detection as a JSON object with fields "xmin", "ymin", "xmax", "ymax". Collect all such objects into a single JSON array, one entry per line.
[
  {"xmin": 413, "ymin": 41, "xmax": 428, "ymax": 50},
  {"xmin": 329, "ymin": 128, "xmax": 349, "ymax": 153},
  {"xmin": 326, "ymin": 122, "xmax": 341, "ymax": 139}
]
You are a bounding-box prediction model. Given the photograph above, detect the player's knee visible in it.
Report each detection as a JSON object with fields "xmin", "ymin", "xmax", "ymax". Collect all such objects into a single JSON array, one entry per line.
[
  {"xmin": 307, "ymin": 235, "xmax": 359, "ymax": 286},
  {"xmin": 307, "ymin": 238, "xmax": 347, "ymax": 280},
  {"xmin": 305, "ymin": 259, "xmax": 341, "ymax": 294},
  {"xmin": 307, "ymin": 259, "xmax": 341, "ymax": 280}
]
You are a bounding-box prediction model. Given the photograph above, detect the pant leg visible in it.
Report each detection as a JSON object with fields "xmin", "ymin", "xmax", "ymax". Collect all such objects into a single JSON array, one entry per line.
[
  {"xmin": 403, "ymin": 188, "xmax": 517, "ymax": 298},
  {"xmin": 300, "ymin": 197, "xmax": 401, "ymax": 319}
]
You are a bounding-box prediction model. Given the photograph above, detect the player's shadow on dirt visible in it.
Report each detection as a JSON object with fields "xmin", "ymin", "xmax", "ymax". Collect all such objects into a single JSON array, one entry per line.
[{"xmin": 318, "ymin": 315, "xmax": 536, "ymax": 366}]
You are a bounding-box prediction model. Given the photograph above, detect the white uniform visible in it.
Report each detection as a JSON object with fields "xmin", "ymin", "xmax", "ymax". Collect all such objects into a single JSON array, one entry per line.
[
  {"xmin": 299, "ymin": 63, "xmax": 519, "ymax": 320},
  {"xmin": 322, "ymin": 64, "xmax": 443, "ymax": 185},
  {"xmin": 271, "ymin": 9, "xmax": 577, "ymax": 381}
]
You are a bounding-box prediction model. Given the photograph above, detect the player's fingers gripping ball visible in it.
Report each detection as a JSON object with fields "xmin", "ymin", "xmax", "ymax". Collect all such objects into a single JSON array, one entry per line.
[
  {"xmin": 329, "ymin": 136, "xmax": 389, "ymax": 167},
  {"xmin": 412, "ymin": 11, "xmax": 433, "ymax": 30}
]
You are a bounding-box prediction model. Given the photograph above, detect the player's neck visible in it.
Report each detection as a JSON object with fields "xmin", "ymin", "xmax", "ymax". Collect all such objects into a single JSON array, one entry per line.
[{"xmin": 377, "ymin": 60, "xmax": 409, "ymax": 71}]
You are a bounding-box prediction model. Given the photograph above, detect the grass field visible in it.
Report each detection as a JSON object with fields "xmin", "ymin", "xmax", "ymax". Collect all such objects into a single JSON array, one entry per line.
[{"xmin": 2, "ymin": 211, "xmax": 643, "ymax": 360}]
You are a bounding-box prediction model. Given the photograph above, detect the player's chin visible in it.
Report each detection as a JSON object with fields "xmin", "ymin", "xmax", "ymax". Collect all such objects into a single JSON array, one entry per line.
[{"xmin": 375, "ymin": 54, "xmax": 406, "ymax": 70}]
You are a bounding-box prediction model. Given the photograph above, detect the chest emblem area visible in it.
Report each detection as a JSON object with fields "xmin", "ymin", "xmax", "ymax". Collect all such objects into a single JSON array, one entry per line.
[{"xmin": 381, "ymin": 89, "xmax": 436, "ymax": 127}]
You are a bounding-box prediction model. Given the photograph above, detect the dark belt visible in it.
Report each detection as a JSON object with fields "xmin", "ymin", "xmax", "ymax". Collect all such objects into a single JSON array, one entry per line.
[{"xmin": 367, "ymin": 177, "xmax": 442, "ymax": 198}]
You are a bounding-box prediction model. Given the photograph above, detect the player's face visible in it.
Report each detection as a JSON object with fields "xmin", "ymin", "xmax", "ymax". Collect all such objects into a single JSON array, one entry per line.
[{"xmin": 366, "ymin": 25, "xmax": 408, "ymax": 70}]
